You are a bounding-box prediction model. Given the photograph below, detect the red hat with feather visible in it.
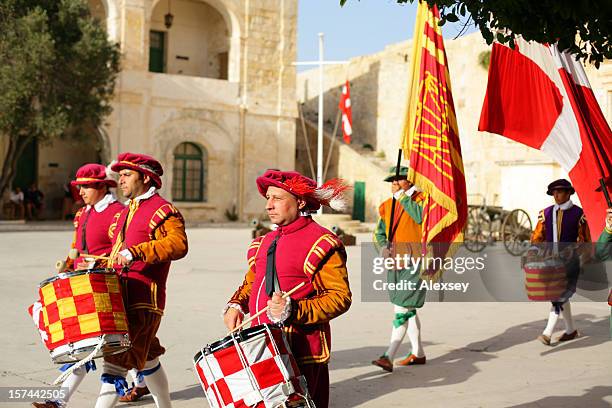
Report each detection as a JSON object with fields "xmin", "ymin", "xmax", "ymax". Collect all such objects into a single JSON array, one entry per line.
[{"xmin": 256, "ymin": 169, "xmax": 350, "ymax": 212}]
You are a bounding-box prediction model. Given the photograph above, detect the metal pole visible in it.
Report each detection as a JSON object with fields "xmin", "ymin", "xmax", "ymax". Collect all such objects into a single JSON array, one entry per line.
[
  {"xmin": 387, "ymin": 149, "xmax": 403, "ymax": 248},
  {"xmin": 317, "ymin": 33, "xmax": 324, "ymax": 214}
]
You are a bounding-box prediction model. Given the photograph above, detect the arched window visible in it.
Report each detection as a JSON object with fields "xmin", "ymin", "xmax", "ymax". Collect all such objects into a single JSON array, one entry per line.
[{"xmin": 172, "ymin": 142, "xmax": 206, "ymax": 202}]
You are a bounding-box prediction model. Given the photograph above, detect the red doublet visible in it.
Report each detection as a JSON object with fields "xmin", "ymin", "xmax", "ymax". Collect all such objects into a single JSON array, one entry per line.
[
  {"xmin": 73, "ymin": 201, "xmax": 124, "ymax": 265},
  {"xmin": 248, "ymin": 216, "xmax": 345, "ymax": 364},
  {"xmin": 112, "ymin": 193, "xmax": 182, "ymax": 313}
]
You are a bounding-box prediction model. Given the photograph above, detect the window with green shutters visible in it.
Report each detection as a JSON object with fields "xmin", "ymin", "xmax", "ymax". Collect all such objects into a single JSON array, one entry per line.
[
  {"xmin": 149, "ymin": 31, "xmax": 165, "ymax": 73},
  {"xmin": 172, "ymin": 142, "xmax": 206, "ymax": 202}
]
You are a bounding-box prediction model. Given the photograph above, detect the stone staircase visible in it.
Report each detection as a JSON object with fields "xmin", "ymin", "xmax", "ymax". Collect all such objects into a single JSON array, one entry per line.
[{"xmin": 312, "ymin": 213, "xmax": 372, "ymax": 235}]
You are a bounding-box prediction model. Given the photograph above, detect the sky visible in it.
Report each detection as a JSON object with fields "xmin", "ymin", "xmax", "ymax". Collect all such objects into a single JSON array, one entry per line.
[{"xmin": 297, "ymin": 0, "xmax": 477, "ymax": 68}]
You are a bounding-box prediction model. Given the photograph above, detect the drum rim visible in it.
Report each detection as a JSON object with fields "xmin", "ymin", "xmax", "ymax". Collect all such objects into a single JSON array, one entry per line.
[
  {"xmin": 50, "ymin": 333, "xmax": 130, "ymax": 362},
  {"xmin": 39, "ymin": 268, "xmax": 117, "ymax": 288},
  {"xmin": 194, "ymin": 323, "xmax": 281, "ymax": 362}
]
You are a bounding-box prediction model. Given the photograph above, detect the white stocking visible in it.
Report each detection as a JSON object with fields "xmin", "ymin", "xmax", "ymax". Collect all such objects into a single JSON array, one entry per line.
[
  {"xmin": 94, "ymin": 383, "xmax": 119, "ymax": 408},
  {"xmin": 142, "ymin": 358, "xmax": 172, "ymax": 408},
  {"xmin": 94, "ymin": 362, "xmax": 127, "ymax": 408},
  {"xmin": 543, "ymin": 305, "xmax": 560, "ymax": 337},
  {"xmin": 385, "ymin": 306, "xmax": 410, "ymax": 360},
  {"xmin": 561, "ymin": 301, "xmax": 575, "ymax": 334},
  {"xmin": 386, "ymin": 324, "xmax": 408, "ymax": 361},
  {"xmin": 129, "ymin": 368, "xmax": 147, "ymax": 388},
  {"xmin": 407, "ymin": 312, "xmax": 424, "ymax": 357},
  {"xmin": 62, "ymin": 366, "xmax": 86, "ymax": 404}
]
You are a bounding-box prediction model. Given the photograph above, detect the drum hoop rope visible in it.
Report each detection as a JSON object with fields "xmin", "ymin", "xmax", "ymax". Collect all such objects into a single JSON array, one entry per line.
[
  {"xmin": 264, "ymin": 325, "xmax": 314, "ymax": 403},
  {"xmin": 264, "ymin": 324, "xmax": 292, "ymax": 385},
  {"xmin": 197, "ymin": 347, "xmax": 222, "ymax": 408},
  {"xmin": 53, "ymin": 334, "xmax": 106, "ymax": 385},
  {"xmin": 231, "ymin": 332, "xmax": 266, "ymax": 403}
]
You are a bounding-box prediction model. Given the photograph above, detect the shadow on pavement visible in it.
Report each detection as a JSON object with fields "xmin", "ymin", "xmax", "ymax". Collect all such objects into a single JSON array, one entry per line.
[
  {"xmin": 329, "ymin": 313, "xmax": 608, "ymax": 407},
  {"xmin": 169, "ymin": 383, "xmax": 205, "ymax": 402},
  {"xmin": 505, "ymin": 385, "xmax": 612, "ymax": 408},
  {"xmin": 539, "ymin": 313, "xmax": 610, "ymax": 356}
]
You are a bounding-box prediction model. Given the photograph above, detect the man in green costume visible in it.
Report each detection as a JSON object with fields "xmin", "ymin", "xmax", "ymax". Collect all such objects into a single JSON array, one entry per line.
[{"xmin": 371, "ymin": 166, "xmax": 427, "ymax": 372}]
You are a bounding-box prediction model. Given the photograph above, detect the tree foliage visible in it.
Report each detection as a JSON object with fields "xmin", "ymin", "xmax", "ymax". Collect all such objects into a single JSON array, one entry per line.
[
  {"xmin": 0, "ymin": 0, "xmax": 120, "ymax": 198},
  {"xmin": 340, "ymin": 0, "xmax": 612, "ymax": 67}
]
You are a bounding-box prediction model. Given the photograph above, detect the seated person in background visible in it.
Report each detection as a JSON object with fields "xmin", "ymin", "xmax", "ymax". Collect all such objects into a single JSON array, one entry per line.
[
  {"xmin": 9, "ymin": 187, "xmax": 24, "ymax": 219},
  {"xmin": 24, "ymin": 183, "xmax": 44, "ymax": 220}
]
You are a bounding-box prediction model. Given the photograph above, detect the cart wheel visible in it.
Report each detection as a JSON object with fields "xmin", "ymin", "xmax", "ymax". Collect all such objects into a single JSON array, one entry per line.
[
  {"xmin": 464, "ymin": 207, "xmax": 491, "ymax": 252},
  {"xmin": 502, "ymin": 209, "xmax": 532, "ymax": 256}
]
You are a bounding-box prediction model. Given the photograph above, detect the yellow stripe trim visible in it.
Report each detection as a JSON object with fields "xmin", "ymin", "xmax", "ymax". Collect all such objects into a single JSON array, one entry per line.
[{"xmin": 76, "ymin": 177, "xmax": 103, "ymax": 182}]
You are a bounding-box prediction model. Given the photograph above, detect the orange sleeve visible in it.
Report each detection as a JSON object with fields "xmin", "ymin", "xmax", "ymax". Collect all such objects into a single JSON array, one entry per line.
[
  {"xmin": 530, "ymin": 211, "xmax": 546, "ymax": 243},
  {"xmin": 228, "ymin": 268, "xmax": 256, "ymax": 314},
  {"xmin": 292, "ymin": 249, "xmax": 352, "ymax": 325},
  {"xmin": 577, "ymin": 213, "xmax": 592, "ymax": 243},
  {"xmin": 128, "ymin": 215, "xmax": 188, "ymax": 263}
]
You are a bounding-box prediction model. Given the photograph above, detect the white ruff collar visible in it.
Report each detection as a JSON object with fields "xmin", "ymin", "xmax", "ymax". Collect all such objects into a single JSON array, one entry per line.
[
  {"xmin": 87, "ymin": 193, "xmax": 117, "ymax": 213},
  {"xmin": 126, "ymin": 186, "xmax": 157, "ymax": 205}
]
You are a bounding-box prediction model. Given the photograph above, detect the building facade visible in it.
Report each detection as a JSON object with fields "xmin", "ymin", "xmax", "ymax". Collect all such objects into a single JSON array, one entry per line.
[{"xmin": 3, "ymin": 0, "xmax": 298, "ymax": 221}]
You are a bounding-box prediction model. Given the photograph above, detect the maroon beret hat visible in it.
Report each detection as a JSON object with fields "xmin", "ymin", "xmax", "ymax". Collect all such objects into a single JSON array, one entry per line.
[
  {"xmin": 71, "ymin": 163, "xmax": 117, "ymax": 188},
  {"xmin": 111, "ymin": 152, "xmax": 163, "ymax": 188}
]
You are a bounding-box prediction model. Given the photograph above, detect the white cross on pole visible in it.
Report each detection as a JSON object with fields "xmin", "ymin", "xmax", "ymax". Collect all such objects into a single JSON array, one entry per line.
[{"xmin": 294, "ymin": 33, "xmax": 348, "ymax": 214}]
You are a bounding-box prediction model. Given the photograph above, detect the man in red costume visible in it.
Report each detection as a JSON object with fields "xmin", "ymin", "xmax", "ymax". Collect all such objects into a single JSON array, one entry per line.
[
  {"xmin": 224, "ymin": 169, "xmax": 352, "ymax": 408},
  {"xmin": 33, "ymin": 164, "xmax": 124, "ymax": 408},
  {"xmin": 94, "ymin": 153, "xmax": 188, "ymax": 408}
]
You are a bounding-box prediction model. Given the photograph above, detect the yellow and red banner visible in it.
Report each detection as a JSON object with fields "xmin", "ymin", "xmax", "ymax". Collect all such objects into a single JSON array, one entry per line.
[{"xmin": 401, "ymin": 2, "xmax": 467, "ymax": 263}]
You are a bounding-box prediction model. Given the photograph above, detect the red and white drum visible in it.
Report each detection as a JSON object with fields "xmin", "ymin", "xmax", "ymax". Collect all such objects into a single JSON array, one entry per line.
[
  {"xmin": 194, "ymin": 324, "xmax": 314, "ymax": 408},
  {"xmin": 30, "ymin": 268, "xmax": 130, "ymax": 364}
]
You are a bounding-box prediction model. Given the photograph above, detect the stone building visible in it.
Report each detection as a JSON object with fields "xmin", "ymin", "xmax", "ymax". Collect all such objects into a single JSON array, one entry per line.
[
  {"xmin": 297, "ymin": 32, "xmax": 612, "ymax": 224},
  {"xmin": 2, "ymin": 0, "xmax": 298, "ymax": 221}
]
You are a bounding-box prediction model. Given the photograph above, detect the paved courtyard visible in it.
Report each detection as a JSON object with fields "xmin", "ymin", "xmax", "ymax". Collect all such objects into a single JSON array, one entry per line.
[{"xmin": 1, "ymin": 228, "xmax": 610, "ymax": 407}]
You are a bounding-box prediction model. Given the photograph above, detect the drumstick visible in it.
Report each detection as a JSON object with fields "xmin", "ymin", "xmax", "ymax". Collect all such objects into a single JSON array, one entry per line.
[
  {"xmin": 55, "ymin": 260, "xmax": 67, "ymax": 272},
  {"xmin": 79, "ymin": 253, "xmax": 112, "ymax": 261},
  {"xmin": 68, "ymin": 248, "xmax": 112, "ymax": 262},
  {"xmin": 229, "ymin": 281, "xmax": 305, "ymax": 335}
]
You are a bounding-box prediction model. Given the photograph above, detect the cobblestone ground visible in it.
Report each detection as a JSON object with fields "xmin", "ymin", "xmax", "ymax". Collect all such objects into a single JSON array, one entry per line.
[{"xmin": 1, "ymin": 228, "xmax": 610, "ymax": 407}]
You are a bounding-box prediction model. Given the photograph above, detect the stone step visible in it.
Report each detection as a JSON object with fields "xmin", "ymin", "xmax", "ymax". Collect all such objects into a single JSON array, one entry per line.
[
  {"xmin": 312, "ymin": 214, "xmax": 352, "ymax": 224},
  {"xmin": 313, "ymin": 214, "xmax": 372, "ymax": 236}
]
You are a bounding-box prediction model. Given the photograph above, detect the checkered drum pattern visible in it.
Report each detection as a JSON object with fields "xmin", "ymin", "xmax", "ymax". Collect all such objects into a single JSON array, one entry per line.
[
  {"xmin": 38, "ymin": 270, "xmax": 128, "ymax": 351},
  {"xmin": 194, "ymin": 325, "xmax": 309, "ymax": 408},
  {"xmin": 524, "ymin": 260, "xmax": 568, "ymax": 301}
]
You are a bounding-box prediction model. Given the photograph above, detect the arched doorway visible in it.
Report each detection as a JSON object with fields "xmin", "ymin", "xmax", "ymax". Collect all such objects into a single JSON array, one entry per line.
[{"xmin": 149, "ymin": 0, "xmax": 232, "ymax": 79}]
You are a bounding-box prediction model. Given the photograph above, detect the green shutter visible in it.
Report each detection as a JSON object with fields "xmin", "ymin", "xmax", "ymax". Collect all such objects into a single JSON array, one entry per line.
[
  {"xmin": 149, "ymin": 31, "xmax": 165, "ymax": 73},
  {"xmin": 172, "ymin": 143, "xmax": 206, "ymax": 202},
  {"xmin": 352, "ymin": 181, "xmax": 365, "ymax": 222}
]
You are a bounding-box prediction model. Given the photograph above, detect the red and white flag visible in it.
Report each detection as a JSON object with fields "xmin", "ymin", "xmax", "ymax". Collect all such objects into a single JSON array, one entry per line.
[
  {"xmin": 479, "ymin": 37, "xmax": 612, "ymax": 236},
  {"xmin": 339, "ymin": 80, "xmax": 352, "ymax": 144}
]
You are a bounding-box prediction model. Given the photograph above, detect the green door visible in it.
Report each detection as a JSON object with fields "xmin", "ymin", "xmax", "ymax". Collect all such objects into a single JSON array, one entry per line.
[
  {"xmin": 13, "ymin": 139, "xmax": 37, "ymax": 189},
  {"xmin": 149, "ymin": 31, "xmax": 165, "ymax": 73},
  {"xmin": 352, "ymin": 181, "xmax": 365, "ymax": 222}
]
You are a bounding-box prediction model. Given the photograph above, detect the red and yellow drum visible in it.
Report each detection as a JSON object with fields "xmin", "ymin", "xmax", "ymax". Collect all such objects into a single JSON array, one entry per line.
[
  {"xmin": 32, "ymin": 269, "xmax": 130, "ymax": 363},
  {"xmin": 524, "ymin": 258, "xmax": 568, "ymax": 301}
]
